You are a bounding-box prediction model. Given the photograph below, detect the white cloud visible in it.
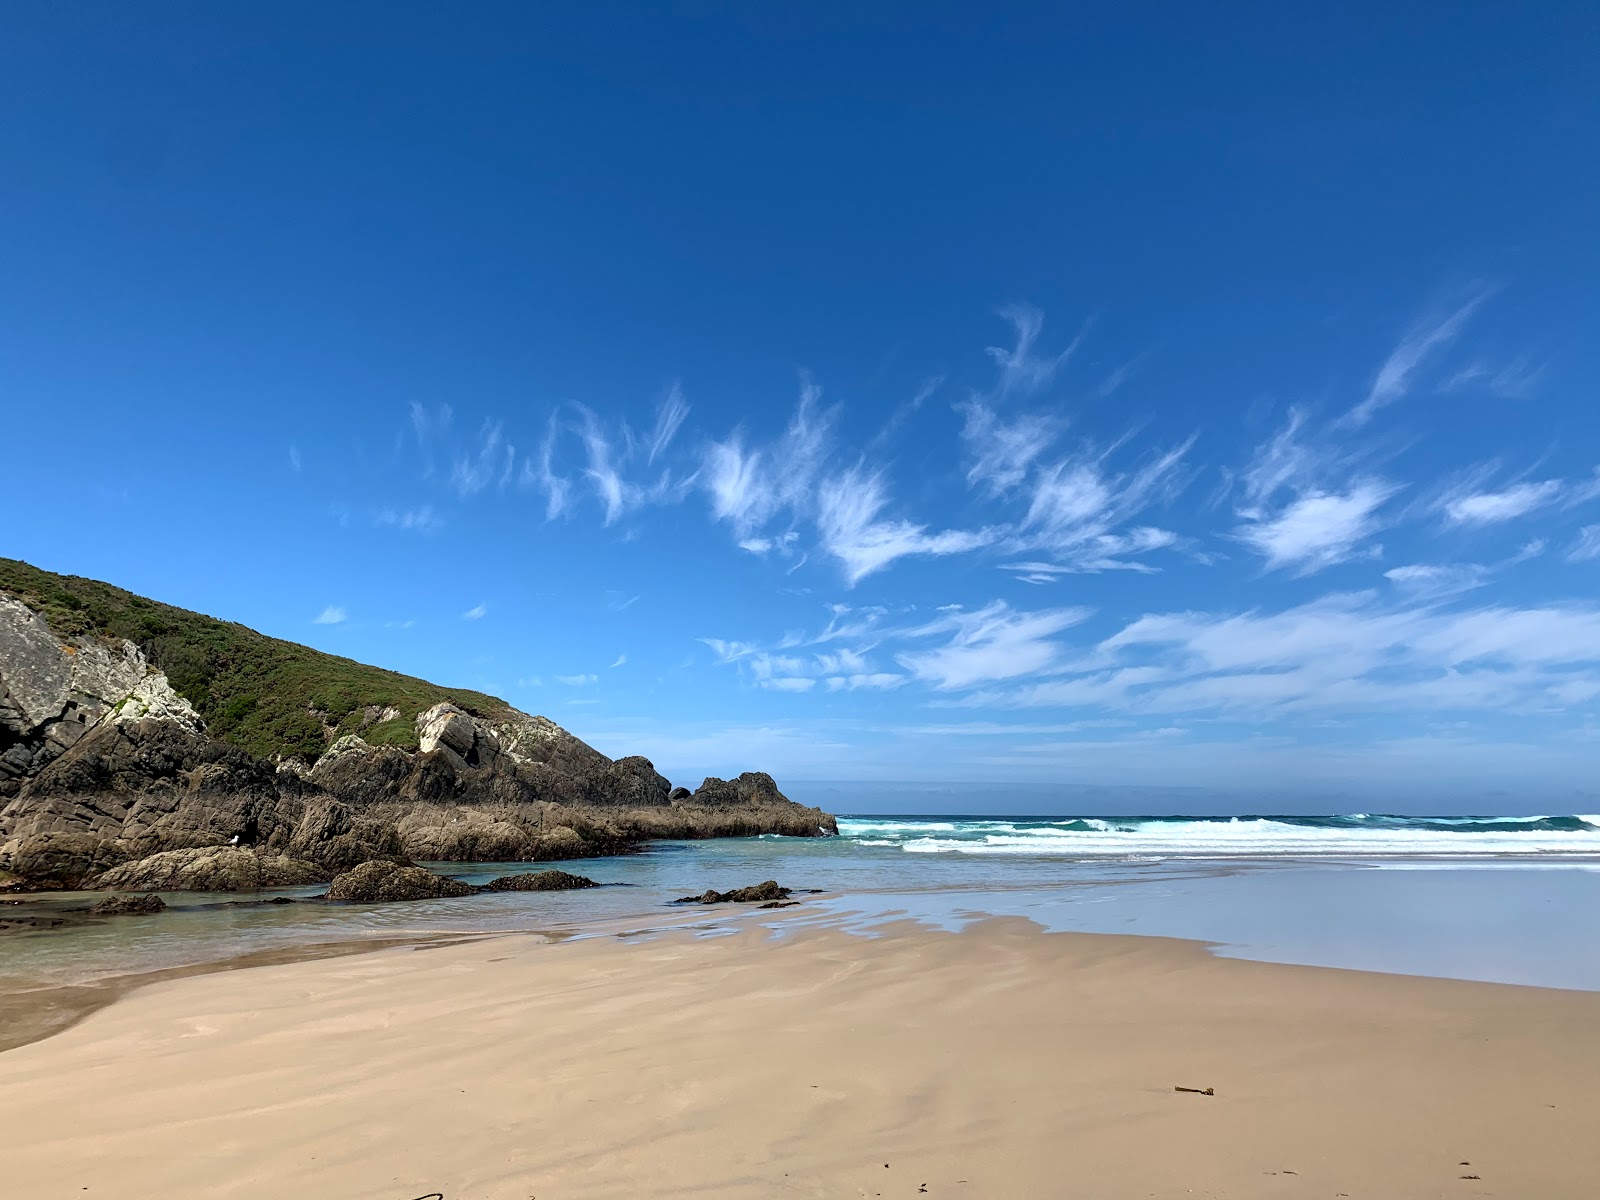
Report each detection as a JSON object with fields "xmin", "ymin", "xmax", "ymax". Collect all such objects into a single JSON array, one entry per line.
[
  {"xmin": 313, "ymin": 606, "xmax": 347, "ymax": 625},
  {"xmin": 960, "ymin": 401, "xmax": 1061, "ymax": 495},
  {"xmin": 1567, "ymin": 526, "xmax": 1600, "ymax": 563},
  {"xmin": 1007, "ymin": 438, "xmax": 1192, "ymax": 572},
  {"xmin": 1384, "ymin": 563, "xmax": 1487, "ymax": 599},
  {"xmin": 1235, "ymin": 480, "xmax": 1395, "ymax": 573},
  {"xmin": 288, "ymin": 445, "xmax": 301, "ymax": 472},
  {"xmin": 609, "ymin": 653, "xmax": 627, "ymax": 669},
  {"xmin": 556, "ymin": 673, "xmax": 598, "ymax": 686},
  {"xmin": 462, "ymin": 603, "xmax": 488, "ymax": 620},
  {"xmin": 739, "ymin": 531, "xmax": 799, "ymax": 556},
  {"xmin": 896, "ymin": 602, "xmax": 1092, "ymax": 690},
  {"xmin": 703, "ymin": 381, "xmax": 834, "ymax": 537},
  {"xmin": 1442, "ymin": 479, "xmax": 1562, "ymax": 525},
  {"xmin": 1345, "ymin": 288, "xmax": 1491, "ymax": 427},
  {"xmin": 817, "ymin": 466, "xmax": 994, "ymax": 584},
  {"xmin": 761, "ymin": 677, "xmax": 817, "ymax": 693}
]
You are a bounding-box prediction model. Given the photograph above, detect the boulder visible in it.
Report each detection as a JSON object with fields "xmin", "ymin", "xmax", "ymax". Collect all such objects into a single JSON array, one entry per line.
[
  {"xmin": 675, "ymin": 880, "xmax": 792, "ymax": 905},
  {"xmin": 86, "ymin": 847, "xmax": 330, "ymax": 892},
  {"xmin": 325, "ymin": 860, "xmax": 474, "ymax": 902},
  {"xmin": 90, "ymin": 893, "xmax": 165, "ymax": 916},
  {"xmin": 482, "ymin": 869, "xmax": 598, "ymax": 892}
]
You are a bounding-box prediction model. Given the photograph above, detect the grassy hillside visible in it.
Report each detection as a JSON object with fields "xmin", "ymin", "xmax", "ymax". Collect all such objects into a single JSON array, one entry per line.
[{"xmin": 0, "ymin": 558, "xmax": 509, "ymax": 763}]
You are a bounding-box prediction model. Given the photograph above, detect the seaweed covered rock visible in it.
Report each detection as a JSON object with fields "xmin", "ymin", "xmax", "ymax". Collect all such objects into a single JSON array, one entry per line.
[
  {"xmin": 676, "ymin": 880, "xmax": 792, "ymax": 904},
  {"xmin": 482, "ymin": 869, "xmax": 598, "ymax": 892},
  {"xmin": 90, "ymin": 893, "xmax": 165, "ymax": 916},
  {"xmin": 326, "ymin": 859, "xmax": 473, "ymax": 902}
]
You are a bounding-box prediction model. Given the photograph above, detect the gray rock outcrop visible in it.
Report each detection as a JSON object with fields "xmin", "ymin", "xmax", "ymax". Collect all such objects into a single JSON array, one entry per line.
[{"xmin": 85, "ymin": 847, "xmax": 331, "ymax": 892}]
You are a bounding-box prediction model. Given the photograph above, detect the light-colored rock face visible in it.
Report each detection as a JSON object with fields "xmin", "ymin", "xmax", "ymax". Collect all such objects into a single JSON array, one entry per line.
[
  {"xmin": 0, "ymin": 594, "xmax": 204, "ymax": 789},
  {"xmin": 416, "ymin": 702, "xmax": 506, "ymax": 772},
  {"xmin": 111, "ymin": 672, "xmax": 204, "ymax": 734}
]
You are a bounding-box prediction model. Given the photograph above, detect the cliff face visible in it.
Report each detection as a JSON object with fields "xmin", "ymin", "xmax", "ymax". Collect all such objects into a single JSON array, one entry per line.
[{"xmin": 0, "ymin": 572, "xmax": 835, "ymax": 890}]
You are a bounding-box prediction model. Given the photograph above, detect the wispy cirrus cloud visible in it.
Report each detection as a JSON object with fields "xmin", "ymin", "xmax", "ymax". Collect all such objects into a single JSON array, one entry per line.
[
  {"xmin": 896, "ymin": 602, "xmax": 1092, "ymax": 689},
  {"xmin": 556, "ymin": 673, "xmax": 598, "ymax": 686},
  {"xmin": 703, "ymin": 379, "xmax": 834, "ymax": 536},
  {"xmin": 983, "ymin": 304, "xmax": 1086, "ymax": 400},
  {"xmin": 461, "ymin": 603, "xmax": 487, "ymax": 620},
  {"xmin": 451, "ymin": 419, "xmax": 516, "ymax": 497},
  {"xmin": 1567, "ymin": 526, "xmax": 1600, "ymax": 563},
  {"xmin": 1231, "ymin": 407, "xmax": 1397, "ymax": 573},
  {"xmin": 1441, "ymin": 479, "xmax": 1563, "ymax": 525},
  {"xmin": 817, "ymin": 466, "xmax": 995, "ymax": 584},
  {"xmin": 376, "ymin": 505, "xmax": 443, "ymax": 533},
  {"xmin": 1344, "ymin": 286, "xmax": 1493, "ymax": 427},
  {"xmin": 959, "ymin": 401, "xmax": 1062, "ymax": 496},
  {"xmin": 313, "ymin": 605, "xmax": 347, "ymax": 625}
]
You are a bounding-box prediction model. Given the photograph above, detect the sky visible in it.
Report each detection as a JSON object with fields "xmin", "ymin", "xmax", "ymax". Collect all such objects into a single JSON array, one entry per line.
[{"xmin": 3, "ymin": 4, "xmax": 1599, "ymax": 810}]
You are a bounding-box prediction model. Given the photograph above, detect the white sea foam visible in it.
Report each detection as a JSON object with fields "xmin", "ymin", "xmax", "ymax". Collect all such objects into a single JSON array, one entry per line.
[{"xmin": 837, "ymin": 815, "xmax": 1600, "ymax": 859}]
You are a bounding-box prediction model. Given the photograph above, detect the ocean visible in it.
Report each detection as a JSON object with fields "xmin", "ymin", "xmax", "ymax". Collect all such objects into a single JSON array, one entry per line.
[{"xmin": 6, "ymin": 812, "xmax": 1600, "ymax": 994}]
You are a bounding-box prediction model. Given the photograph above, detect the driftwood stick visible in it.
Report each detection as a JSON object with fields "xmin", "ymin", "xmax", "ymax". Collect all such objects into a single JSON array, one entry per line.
[{"xmin": 1174, "ymin": 1085, "xmax": 1215, "ymax": 1096}]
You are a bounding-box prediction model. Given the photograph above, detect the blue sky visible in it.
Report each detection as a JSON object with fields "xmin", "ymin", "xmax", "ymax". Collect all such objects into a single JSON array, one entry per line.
[{"xmin": 4, "ymin": 4, "xmax": 1599, "ymax": 807}]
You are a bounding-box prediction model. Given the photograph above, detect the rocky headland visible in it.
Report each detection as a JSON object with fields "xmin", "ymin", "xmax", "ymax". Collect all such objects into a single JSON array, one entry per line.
[{"xmin": 0, "ymin": 559, "xmax": 836, "ymax": 892}]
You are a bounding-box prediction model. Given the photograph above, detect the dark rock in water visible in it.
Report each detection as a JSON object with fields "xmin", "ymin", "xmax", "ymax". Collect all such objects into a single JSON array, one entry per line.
[
  {"xmin": 482, "ymin": 869, "xmax": 598, "ymax": 892},
  {"xmin": 90, "ymin": 893, "xmax": 165, "ymax": 916},
  {"xmin": 224, "ymin": 895, "xmax": 298, "ymax": 907},
  {"xmin": 675, "ymin": 879, "xmax": 792, "ymax": 904},
  {"xmin": 326, "ymin": 859, "xmax": 473, "ymax": 902},
  {"xmin": 758, "ymin": 900, "xmax": 800, "ymax": 909},
  {"xmin": 85, "ymin": 847, "xmax": 331, "ymax": 892}
]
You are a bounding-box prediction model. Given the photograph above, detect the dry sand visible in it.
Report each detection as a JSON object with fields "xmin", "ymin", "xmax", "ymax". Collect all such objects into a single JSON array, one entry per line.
[{"xmin": 1, "ymin": 917, "xmax": 1596, "ymax": 1199}]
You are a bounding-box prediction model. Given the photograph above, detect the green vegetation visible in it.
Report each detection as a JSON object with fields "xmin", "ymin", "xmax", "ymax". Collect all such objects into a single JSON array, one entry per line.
[{"xmin": 0, "ymin": 558, "xmax": 509, "ymax": 763}]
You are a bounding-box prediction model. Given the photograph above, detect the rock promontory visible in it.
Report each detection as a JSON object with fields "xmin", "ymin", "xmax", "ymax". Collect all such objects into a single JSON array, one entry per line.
[{"xmin": 0, "ymin": 559, "xmax": 837, "ymax": 890}]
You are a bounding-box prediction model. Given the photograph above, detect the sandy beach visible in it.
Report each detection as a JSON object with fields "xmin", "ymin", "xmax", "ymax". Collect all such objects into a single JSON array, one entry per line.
[{"xmin": 3, "ymin": 918, "xmax": 1597, "ymax": 1200}]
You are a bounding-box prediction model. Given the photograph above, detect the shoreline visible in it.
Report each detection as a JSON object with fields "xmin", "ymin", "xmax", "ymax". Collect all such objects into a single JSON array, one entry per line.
[{"xmin": 3, "ymin": 916, "xmax": 1599, "ymax": 1197}]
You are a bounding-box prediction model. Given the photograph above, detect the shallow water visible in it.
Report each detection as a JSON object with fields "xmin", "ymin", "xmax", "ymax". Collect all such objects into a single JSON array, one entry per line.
[{"xmin": 5, "ymin": 813, "xmax": 1600, "ymax": 993}]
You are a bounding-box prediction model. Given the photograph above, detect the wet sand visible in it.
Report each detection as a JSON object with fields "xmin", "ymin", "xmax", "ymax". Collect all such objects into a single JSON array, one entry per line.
[{"xmin": 1, "ymin": 918, "xmax": 1597, "ymax": 1198}]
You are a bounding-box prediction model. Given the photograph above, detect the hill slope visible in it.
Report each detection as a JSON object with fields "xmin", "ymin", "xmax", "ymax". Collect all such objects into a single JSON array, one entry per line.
[{"xmin": 0, "ymin": 557, "xmax": 507, "ymax": 762}]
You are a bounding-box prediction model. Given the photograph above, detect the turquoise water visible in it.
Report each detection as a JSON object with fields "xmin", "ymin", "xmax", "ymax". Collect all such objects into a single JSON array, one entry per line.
[{"xmin": 4, "ymin": 813, "xmax": 1600, "ymax": 992}]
